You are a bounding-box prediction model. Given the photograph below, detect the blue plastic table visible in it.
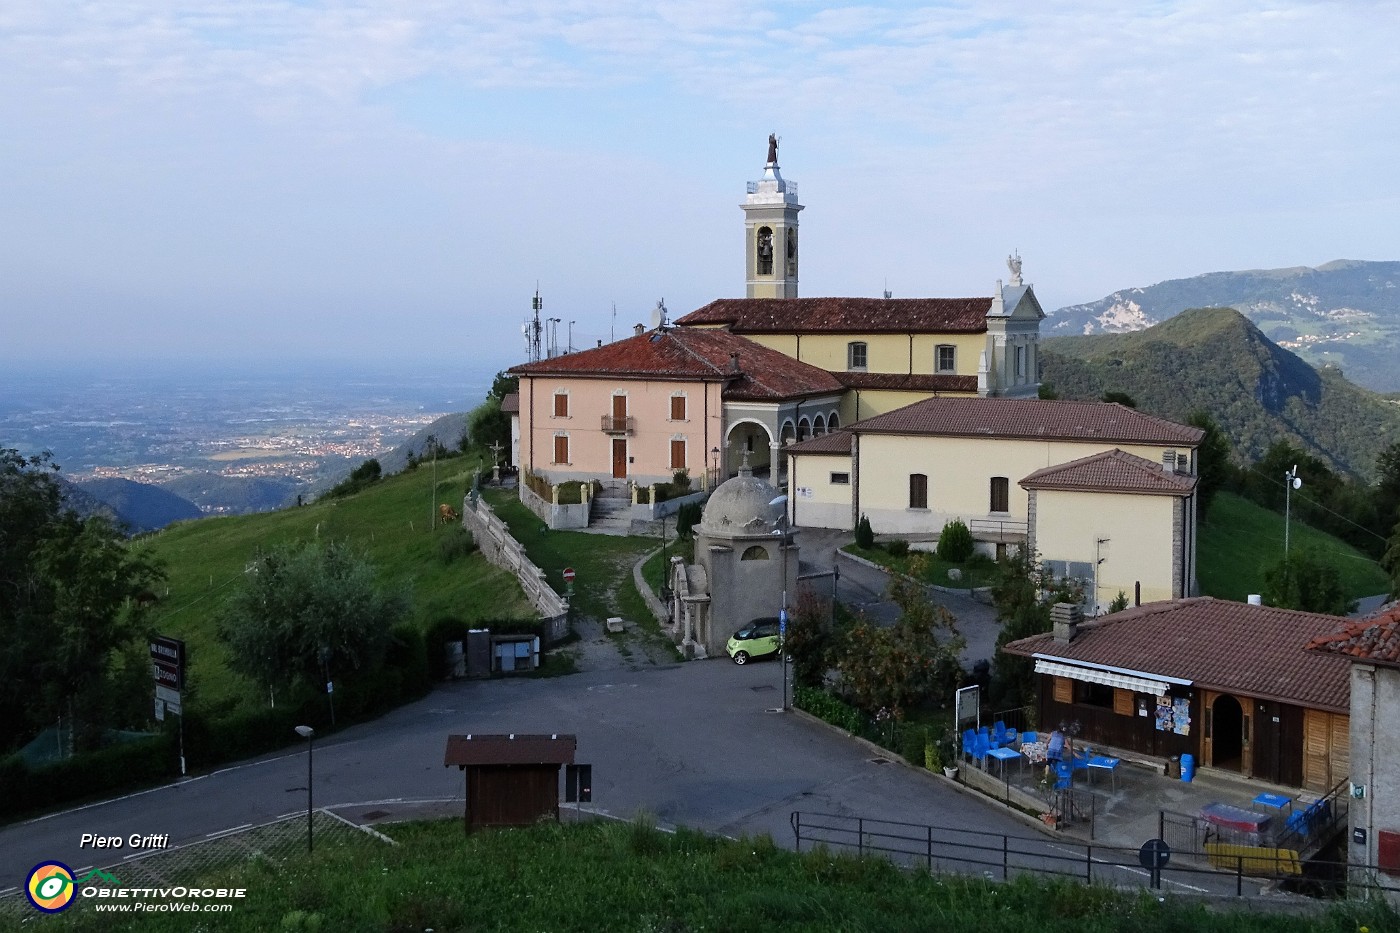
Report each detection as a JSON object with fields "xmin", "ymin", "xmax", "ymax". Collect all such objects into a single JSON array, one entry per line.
[
  {"xmin": 988, "ymin": 745, "xmax": 1021, "ymax": 779},
  {"xmin": 1253, "ymin": 792, "xmax": 1293, "ymax": 816},
  {"xmin": 1086, "ymin": 755, "xmax": 1120, "ymax": 790}
]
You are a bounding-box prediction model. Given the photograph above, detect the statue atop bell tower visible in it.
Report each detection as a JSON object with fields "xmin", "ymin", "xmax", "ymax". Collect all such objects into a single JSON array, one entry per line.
[{"xmin": 742, "ymin": 135, "xmax": 803, "ymax": 299}]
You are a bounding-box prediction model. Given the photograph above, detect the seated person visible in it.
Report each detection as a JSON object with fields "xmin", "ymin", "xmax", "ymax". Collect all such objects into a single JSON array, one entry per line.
[{"xmin": 1045, "ymin": 729, "xmax": 1065, "ymax": 765}]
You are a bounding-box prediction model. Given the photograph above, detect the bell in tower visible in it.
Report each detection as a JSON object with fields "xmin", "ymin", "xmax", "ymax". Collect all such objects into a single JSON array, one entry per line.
[{"xmin": 741, "ymin": 135, "xmax": 803, "ymax": 299}]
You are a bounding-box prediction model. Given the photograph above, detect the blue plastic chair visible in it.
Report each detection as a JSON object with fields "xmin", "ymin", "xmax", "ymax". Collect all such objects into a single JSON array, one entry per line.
[
  {"xmin": 992, "ymin": 720, "xmax": 1008, "ymax": 746},
  {"xmin": 1053, "ymin": 760, "xmax": 1073, "ymax": 789},
  {"xmin": 961, "ymin": 729, "xmax": 976, "ymax": 763},
  {"xmin": 1021, "ymin": 730, "xmax": 1038, "ymax": 746},
  {"xmin": 972, "ymin": 732, "xmax": 990, "ymax": 769}
]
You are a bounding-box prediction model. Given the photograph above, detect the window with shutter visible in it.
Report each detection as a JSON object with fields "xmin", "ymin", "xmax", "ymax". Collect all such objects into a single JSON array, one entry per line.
[
  {"xmin": 553, "ymin": 392, "xmax": 569, "ymax": 417},
  {"xmin": 909, "ymin": 473, "xmax": 928, "ymax": 509},
  {"xmin": 553, "ymin": 434, "xmax": 569, "ymax": 464},
  {"xmin": 670, "ymin": 395, "xmax": 686, "ymax": 421},
  {"xmin": 670, "ymin": 439, "xmax": 686, "ymax": 470}
]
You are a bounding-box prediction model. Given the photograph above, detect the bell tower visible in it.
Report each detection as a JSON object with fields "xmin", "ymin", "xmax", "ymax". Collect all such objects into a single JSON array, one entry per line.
[{"xmin": 742, "ymin": 134, "xmax": 803, "ymax": 299}]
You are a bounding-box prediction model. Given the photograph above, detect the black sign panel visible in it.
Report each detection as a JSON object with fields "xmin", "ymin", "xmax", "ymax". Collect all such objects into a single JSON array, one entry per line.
[
  {"xmin": 150, "ymin": 636, "xmax": 186, "ymax": 691},
  {"xmin": 565, "ymin": 764, "xmax": 592, "ymax": 803}
]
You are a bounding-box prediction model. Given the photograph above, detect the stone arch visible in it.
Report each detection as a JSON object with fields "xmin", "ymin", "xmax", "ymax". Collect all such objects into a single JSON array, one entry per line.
[
  {"xmin": 797, "ymin": 416, "xmax": 811, "ymax": 442},
  {"xmin": 813, "ymin": 413, "xmax": 827, "ymax": 435},
  {"xmin": 723, "ymin": 418, "xmax": 775, "ymax": 477},
  {"xmin": 828, "ymin": 411, "xmax": 840, "ymax": 431}
]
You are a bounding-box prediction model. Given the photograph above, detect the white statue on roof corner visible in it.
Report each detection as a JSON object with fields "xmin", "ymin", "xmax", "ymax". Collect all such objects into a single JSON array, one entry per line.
[{"xmin": 1007, "ymin": 251, "xmax": 1023, "ymax": 287}]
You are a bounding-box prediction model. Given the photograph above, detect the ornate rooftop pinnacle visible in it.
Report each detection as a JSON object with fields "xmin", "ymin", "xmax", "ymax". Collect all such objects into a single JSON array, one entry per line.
[{"xmin": 1007, "ymin": 251, "xmax": 1023, "ymax": 287}]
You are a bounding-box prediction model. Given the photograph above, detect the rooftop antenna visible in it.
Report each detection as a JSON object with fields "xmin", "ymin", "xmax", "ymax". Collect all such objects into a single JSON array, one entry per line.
[
  {"xmin": 883, "ymin": 278, "xmax": 892, "ymax": 300},
  {"xmin": 528, "ymin": 286, "xmax": 544, "ymax": 362},
  {"xmin": 610, "ymin": 302, "xmax": 616, "ymax": 344}
]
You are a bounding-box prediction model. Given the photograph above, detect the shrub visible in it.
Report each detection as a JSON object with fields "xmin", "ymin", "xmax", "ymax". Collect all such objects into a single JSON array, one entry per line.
[
  {"xmin": 885, "ymin": 539, "xmax": 910, "ymax": 558},
  {"xmin": 557, "ymin": 481, "xmax": 585, "ymax": 505},
  {"xmin": 855, "ymin": 514, "xmax": 874, "ymax": 549},
  {"xmin": 437, "ymin": 527, "xmax": 477, "ymax": 565},
  {"xmin": 675, "ymin": 502, "xmax": 703, "ymax": 538},
  {"xmin": 936, "ymin": 519, "xmax": 975, "ymax": 562},
  {"xmin": 794, "ymin": 685, "xmax": 865, "ymax": 735}
]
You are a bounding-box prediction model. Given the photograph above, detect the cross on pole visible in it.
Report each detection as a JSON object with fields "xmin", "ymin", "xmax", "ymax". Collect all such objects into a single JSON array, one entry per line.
[{"xmin": 488, "ymin": 441, "xmax": 504, "ymax": 483}]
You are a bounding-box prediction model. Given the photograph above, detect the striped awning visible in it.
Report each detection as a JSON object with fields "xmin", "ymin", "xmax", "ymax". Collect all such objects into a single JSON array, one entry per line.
[{"xmin": 1034, "ymin": 659, "xmax": 1176, "ymax": 696}]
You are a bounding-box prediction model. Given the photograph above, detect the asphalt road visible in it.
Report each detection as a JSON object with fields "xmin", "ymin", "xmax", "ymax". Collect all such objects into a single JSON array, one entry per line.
[
  {"xmin": 3, "ymin": 659, "xmax": 1248, "ymax": 902},
  {"xmin": 2, "ymin": 661, "xmax": 1036, "ymax": 886}
]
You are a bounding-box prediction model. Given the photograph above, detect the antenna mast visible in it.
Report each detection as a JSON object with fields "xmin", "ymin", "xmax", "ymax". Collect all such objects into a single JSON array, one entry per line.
[{"xmin": 527, "ymin": 287, "xmax": 543, "ymax": 362}]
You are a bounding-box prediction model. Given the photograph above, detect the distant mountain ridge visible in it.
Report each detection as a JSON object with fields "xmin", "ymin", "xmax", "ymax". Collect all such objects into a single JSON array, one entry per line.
[
  {"xmin": 1041, "ymin": 307, "xmax": 1400, "ymax": 480},
  {"xmin": 74, "ymin": 477, "xmax": 203, "ymax": 533},
  {"xmin": 1048, "ymin": 260, "xmax": 1400, "ymax": 392}
]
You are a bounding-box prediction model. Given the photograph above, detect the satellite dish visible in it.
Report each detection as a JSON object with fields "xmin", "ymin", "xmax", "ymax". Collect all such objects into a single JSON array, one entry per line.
[{"xmin": 1292, "ymin": 477, "xmax": 1302, "ymax": 490}]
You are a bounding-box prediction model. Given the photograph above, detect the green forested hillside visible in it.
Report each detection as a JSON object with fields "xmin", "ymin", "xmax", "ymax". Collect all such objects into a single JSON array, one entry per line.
[
  {"xmin": 1042, "ymin": 306, "xmax": 1400, "ymax": 480},
  {"xmin": 131, "ymin": 458, "xmax": 532, "ymax": 713}
]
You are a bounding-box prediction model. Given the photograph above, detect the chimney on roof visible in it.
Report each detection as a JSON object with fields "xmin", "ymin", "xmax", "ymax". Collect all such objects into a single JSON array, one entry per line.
[
  {"xmin": 1051, "ymin": 602, "xmax": 1082, "ymax": 644},
  {"xmin": 634, "ymin": 323, "xmax": 645, "ymax": 336},
  {"xmin": 1175, "ymin": 452, "xmax": 1190, "ymax": 474},
  {"xmin": 730, "ymin": 352, "xmax": 741, "ymax": 373},
  {"xmin": 1162, "ymin": 451, "xmax": 1177, "ymax": 472}
]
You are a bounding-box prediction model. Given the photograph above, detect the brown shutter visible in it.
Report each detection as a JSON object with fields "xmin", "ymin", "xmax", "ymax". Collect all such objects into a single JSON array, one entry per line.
[
  {"xmin": 553, "ymin": 435, "xmax": 569, "ymax": 464},
  {"xmin": 1302, "ymin": 709, "xmax": 1331, "ymax": 791},
  {"xmin": 671, "ymin": 395, "xmax": 686, "ymax": 421},
  {"xmin": 670, "ymin": 440, "xmax": 685, "ymax": 470},
  {"xmin": 554, "ymin": 392, "xmax": 568, "ymax": 417},
  {"xmin": 1113, "ymin": 688, "xmax": 1134, "ymax": 717},
  {"xmin": 1052, "ymin": 677, "xmax": 1072, "ymax": 704},
  {"xmin": 1330, "ymin": 713, "xmax": 1350, "ymax": 785}
]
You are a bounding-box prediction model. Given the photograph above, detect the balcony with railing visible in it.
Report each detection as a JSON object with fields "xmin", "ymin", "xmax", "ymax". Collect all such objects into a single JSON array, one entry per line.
[{"xmin": 600, "ymin": 415, "xmax": 635, "ymax": 435}]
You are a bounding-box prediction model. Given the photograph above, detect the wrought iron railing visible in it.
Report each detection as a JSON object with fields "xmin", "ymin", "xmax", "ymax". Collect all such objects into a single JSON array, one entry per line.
[{"xmin": 600, "ymin": 415, "xmax": 635, "ymax": 434}]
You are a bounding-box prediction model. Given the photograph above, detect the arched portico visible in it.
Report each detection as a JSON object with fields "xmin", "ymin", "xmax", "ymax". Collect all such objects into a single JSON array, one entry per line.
[{"xmin": 723, "ymin": 419, "xmax": 775, "ymax": 479}]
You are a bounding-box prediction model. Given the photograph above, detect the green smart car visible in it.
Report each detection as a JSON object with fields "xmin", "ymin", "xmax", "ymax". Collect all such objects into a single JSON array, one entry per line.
[{"xmin": 726, "ymin": 618, "xmax": 782, "ymax": 665}]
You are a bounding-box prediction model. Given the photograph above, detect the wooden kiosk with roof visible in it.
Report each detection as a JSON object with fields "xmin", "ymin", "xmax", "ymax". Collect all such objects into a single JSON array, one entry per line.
[{"xmin": 444, "ymin": 733, "xmax": 577, "ymax": 832}]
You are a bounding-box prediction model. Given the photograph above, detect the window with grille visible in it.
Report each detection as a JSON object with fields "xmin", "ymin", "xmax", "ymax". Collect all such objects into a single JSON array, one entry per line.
[
  {"xmin": 847, "ymin": 342, "xmax": 867, "ymax": 370},
  {"xmin": 909, "ymin": 473, "xmax": 928, "ymax": 509},
  {"xmin": 935, "ymin": 345, "xmax": 956, "ymax": 373}
]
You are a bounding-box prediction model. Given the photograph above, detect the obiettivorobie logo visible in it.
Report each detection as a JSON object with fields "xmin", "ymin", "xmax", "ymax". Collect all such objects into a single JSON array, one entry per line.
[
  {"xmin": 24, "ymin": 862, "xmax": 120, "ymax": 913},
  {"xmin": 23, "ymin": 860, "xmax": 247, "ymax": 914}
]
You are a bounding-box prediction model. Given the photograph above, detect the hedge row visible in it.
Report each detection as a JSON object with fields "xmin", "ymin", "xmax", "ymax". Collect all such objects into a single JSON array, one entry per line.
[{"xmin": 0, "ymin": 623, "xmax": 434, "ymax": 822}]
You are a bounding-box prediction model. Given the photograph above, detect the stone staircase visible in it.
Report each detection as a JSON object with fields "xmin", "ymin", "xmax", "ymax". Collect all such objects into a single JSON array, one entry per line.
[{"xmin": 589, "ymin": 483, "xmax": 634, "ymax": 536}]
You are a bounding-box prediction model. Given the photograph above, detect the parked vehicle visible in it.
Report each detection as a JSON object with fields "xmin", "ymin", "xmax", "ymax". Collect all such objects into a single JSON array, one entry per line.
[{"xmin": 726, "ymin": 618, "xmax": 781, "ymax": 665}]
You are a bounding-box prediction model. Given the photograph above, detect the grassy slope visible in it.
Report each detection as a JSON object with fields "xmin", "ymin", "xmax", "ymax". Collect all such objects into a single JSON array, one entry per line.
[
  {"xmin": 1198, "ymin": 491, "xmax": 1389, "ymax": 602},
  {"xmin": 50, "ymin": 818, "xmax": 1396, "ymax": 933},
  {"xmin": 132, "ymin": 457, "xmax": 533, "ymax": 714},
  {"xmin": 480, "ymin": 488, "xmax": 659, "ymax": 625}
]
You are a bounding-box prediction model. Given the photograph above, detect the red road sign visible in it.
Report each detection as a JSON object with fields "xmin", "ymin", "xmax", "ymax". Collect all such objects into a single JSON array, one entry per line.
[{"xmin": 562, "ymin": 567, "xmax": 576, "ymax": 582}]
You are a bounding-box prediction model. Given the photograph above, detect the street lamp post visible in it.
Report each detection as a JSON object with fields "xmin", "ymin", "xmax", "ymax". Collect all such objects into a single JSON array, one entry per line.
[
  {"xmin": 294, "ymin": 725, "xmax": 315, "ymax": 853},
  {"xmin": 1284, "ymin": 464, "xmax": 1302, "ymax": 556},
  {"xmin": 769, "ymin": 494, "xmax": 790, "ymax": 711}
]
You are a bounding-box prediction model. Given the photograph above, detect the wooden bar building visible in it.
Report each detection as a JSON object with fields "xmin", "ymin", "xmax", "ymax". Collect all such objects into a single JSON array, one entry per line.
[{"xmin": 1003, "ymin": 598, "xmax": 1351, "ymax": 791}]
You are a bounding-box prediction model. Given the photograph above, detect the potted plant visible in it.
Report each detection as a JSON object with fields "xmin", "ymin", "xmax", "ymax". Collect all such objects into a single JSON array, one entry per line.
[{"xmin": 936, "ymin": 731, "xmax": 959, "ymax": 779}]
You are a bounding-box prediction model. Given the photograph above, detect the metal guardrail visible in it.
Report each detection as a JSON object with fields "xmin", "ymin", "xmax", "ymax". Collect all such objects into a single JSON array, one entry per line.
[
  {"xmin": 789, "ymin": 810, "xmax": 1400, "ymax": 899},
  {"xmin": 968, "ymin": 517, "xmax": 1028, "ymax": 539}
]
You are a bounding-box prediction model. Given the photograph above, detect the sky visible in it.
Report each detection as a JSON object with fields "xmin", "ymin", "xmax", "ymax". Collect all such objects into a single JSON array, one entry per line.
[{"xmin": 3, "ymin": 1, "xmax": 1398, "ymax": 370}]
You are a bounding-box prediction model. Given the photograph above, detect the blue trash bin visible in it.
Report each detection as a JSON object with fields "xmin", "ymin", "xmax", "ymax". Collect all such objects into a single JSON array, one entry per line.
[{"xmin": 1180, "ymin": 753, "xmax": 1195, "ymax": 783}]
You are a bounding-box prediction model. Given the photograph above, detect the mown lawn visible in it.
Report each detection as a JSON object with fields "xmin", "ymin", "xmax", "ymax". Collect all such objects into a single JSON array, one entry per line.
[
  {"xmin": 1198, "ymin": 492, "xmax": 1390, "ymax": 603},
  {"xmin": 132, "ymin": 456, "xmax": 533, "ymax": 714},
  {"xmin": 842, "ymin": 543, "xmax": 1000, "ymax": 590},
  {"xmin": 47, "ymin": 817, "xmax": 1397, "ymax": 933},
  {"xmin": 480, "ymin": 488, "xmax": 660, "ymax": 624}
]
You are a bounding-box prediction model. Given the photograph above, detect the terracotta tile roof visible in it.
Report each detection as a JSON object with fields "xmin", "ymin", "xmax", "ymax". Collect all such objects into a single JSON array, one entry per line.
[
  {"xmin": 851, "ymin": 397, "xmax": 1204, "ymax": 447},
  {"xmin": 507, "ymin": 328, "xmax": 842, "ymax": 401},
  {"xmin": 676, "ymin": 297, "xmax": 991, "ymax": 334},
  {"xmin": 1003, "ymin": 597, "xmax": 1352, "ymax": 712},
  {"xmin": 785, "ymin": 430, "xmax": 853, "ymax": 455},
  {"xmin": 1020, "ymin": 449, "xmax": 1198, "ymax": 496},
  {"xmin": 444, "ymin": 733, "xmax": 577, "ymax": 767},
  {"xmin": 501, "ymin": 392, "xmax": 519, "ymax": 414},
  {"xmin": 834, "ymin": 372, "xmax": 979, "ymax": 393},
  {"xmin": 1306, "ymin": 604, "xmax": 1400, "ymax": 669}
]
